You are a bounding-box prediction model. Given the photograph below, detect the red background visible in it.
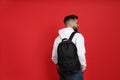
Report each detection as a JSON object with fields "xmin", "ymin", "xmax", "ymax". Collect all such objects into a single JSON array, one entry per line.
[{"xmin": 0, "ymin": 0, "xmax": 120, "ymax": 80}]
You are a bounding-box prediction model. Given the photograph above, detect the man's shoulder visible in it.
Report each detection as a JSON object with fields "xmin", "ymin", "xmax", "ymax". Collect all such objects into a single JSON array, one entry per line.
[
  {"xmin": 54, "ymin": 36, "xmax": 60, "ymax": 42},
  {"xmin": 75, "ymin": 32, "xmax": 84, "ymax": 38}
]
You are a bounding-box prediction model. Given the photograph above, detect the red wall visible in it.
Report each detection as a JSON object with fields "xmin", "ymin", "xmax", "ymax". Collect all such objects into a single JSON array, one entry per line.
[{"xmin": 0, "ymin": 0, "xmax": 120, "ymax": 80}]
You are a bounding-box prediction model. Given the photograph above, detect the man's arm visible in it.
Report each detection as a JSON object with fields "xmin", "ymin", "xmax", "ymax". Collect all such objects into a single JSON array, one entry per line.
[
  {"xmin": 51, "ymin": 37, "xmax": 58, "ymax": 64},
  {"xmin": 75, "ymin": 33, "xmax": 87, "ymax": 72}
]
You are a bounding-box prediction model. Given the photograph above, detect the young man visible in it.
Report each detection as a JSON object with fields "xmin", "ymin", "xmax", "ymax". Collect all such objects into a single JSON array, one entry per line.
[{"xmin": 51, "ymin": 14, "xmax": 87, "ymax": 80}]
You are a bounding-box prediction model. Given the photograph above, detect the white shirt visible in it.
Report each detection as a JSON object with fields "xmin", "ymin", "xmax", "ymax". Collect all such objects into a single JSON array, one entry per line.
[{"xmin": 51, "ymin": 27, "xmax": 87, "ymax": 69}]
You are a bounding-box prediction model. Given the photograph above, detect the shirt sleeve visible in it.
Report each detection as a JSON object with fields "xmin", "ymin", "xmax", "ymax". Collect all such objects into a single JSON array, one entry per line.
[
  {"xmin": 51, "ymin": 37, "xmax": 58, "ymax": 64},
  {"xmin": 75, "ymin": 33, "xmax": 87, "ymax": 68}
]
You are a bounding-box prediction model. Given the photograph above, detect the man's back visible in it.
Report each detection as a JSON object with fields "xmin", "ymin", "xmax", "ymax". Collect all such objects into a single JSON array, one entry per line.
[{"xmin": 52, "ymin": 27, "xmax": 87, "ymax": 71}]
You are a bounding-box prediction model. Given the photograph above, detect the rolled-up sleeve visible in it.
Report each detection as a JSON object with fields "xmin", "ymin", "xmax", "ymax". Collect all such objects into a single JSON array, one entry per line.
[{"xmin": 75, "ymin": 33, "xmax": 87, "ymax": 69}]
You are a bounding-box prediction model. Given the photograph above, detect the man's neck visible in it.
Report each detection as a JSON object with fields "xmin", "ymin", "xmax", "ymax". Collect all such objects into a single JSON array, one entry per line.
[{"xmin": 66, "ymin": 26, "xmax": 73, "ymax": 28}]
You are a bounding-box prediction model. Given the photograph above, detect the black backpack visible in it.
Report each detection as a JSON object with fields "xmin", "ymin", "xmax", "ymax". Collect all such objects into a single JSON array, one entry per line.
[{"xmin": 57, "ymin": 31, "xmax": 81, "ymax": 76}]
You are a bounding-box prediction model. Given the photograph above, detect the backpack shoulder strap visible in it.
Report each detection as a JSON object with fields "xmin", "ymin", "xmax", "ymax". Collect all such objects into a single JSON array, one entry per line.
[{"xmin": 69, "ymin": 31, "xmax": 77, "ymax": 41}]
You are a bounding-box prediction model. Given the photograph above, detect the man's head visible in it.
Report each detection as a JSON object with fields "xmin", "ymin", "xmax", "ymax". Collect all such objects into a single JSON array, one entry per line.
[{"xmin": 64, "ymin": 14, "xmax": 79, "ymax": 32}]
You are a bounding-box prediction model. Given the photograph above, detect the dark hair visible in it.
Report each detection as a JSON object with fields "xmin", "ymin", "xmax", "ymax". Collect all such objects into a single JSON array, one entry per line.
[{"xmin": 64, "ymin": 14, "xmax": 78, "ymax": 25}]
